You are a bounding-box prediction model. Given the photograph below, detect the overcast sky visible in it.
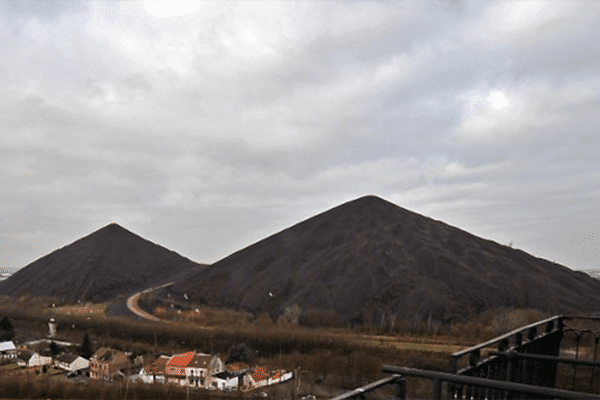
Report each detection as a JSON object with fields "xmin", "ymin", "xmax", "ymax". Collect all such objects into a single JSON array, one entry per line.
[{"xmin": 1, "ymin": 1, "xmax": 600, "ymax": 273}]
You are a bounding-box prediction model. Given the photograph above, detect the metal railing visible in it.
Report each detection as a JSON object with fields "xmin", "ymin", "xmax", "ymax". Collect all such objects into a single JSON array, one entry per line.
[
  {"xmin": 329, "ymin": 315, "xmax": 600, "ymax": 399},
  {"xmin": 448, "ymin": 315, "xmax": 600, "ymax": 396},
  {"xmin": 382, "ymin": 365, "xmax": 600, "ymax": 400},
  {"xmin": 329, "ymin": 374, "xmax": 406, "ymax": 400}
]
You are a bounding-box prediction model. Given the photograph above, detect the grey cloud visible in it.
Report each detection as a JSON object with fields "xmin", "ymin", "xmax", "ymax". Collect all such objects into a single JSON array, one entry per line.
[{"xmin": 1, "ymin": 1, "xmax": 600, "ymax": 273}]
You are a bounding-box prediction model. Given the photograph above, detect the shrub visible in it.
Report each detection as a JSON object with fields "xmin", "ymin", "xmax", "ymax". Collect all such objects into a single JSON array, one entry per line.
[{"xmin": 299, "ymin": 308, "xmax": 342, "ymax": 328}]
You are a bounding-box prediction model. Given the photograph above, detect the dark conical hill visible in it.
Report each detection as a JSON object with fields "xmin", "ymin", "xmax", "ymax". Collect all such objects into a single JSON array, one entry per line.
[
  {"xmin": 164, "ymin": 195, "xmax": 600, "ymax": 324},
  {"xmin": 0, "ymin": 223, "xmax": 204, "ymax": 303}
]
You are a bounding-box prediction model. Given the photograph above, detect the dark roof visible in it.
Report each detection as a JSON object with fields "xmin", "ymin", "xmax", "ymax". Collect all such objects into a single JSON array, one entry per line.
[
  {"xmin": 56, "ymin": 353, "xmax": 80, "ymax": 364},
  {"xmin": 214, "ymin": 371, "xmax": 240, "ymax": 379}
]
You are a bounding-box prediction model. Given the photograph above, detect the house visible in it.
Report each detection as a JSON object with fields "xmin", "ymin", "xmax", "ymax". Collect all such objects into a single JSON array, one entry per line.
[
  {"xmin": 140, "ymin": 355, "xmax": 170, "ymax": 384},
  {"xmin": 16, "ymin": 352, "xmax": 32, "ymax": 367},
  {"xmin": 186, "ymin": 353, "xmax": 224, "ymax": 389},
  {"xmin": 211, "ymin": 371, "xmax": 239, "ymax": 391},
  {"xmin": 0, "ymin": 340, "xmax": 17, "ymax": 360},
  {"xmin": 243, "ymin": 366, "xmax": 270, "ymax": 390},
  {"xmin": 54, "ymin": 353, "xmax": 89, "ymax": 372},
  {"xmin": 89, "ymin": 348, "xmax": 132, "ymax": 381},
  {"xmin": 165, "ymin": 351, "xmax": 195, "ymax": 386},
  {"xmin": 242, "ymin": 366, "xmax": 294, "ymax": 391},
  {"xmin": 17, "ymin": 351, "xmax": 53, "ymax": 368},
  {"xmin": 267, "ymin": 369, "xmax": 294, "ymax": 386}
]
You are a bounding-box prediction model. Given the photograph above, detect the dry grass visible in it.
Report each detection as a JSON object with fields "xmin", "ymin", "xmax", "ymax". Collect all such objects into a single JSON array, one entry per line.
[
  {"xmin": 0, "ymin": 295, "xmax": 565, "ymax": 399},
  {"xmin": 0, "ymin": 373, "xmax": 244, "ymax": 400},
  {"xmin": 50, "ymin": 302, "xmax": 107, "ymax": 317}
]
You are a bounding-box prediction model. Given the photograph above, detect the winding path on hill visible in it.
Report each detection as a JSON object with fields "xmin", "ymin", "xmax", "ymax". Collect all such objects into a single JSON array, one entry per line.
[{"xmin": 126, "ymin": 281, "xmax": 176, "ymax": 322}]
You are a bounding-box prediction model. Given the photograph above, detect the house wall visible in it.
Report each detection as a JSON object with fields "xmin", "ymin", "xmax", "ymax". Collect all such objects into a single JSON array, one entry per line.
[
  {"xmin": 186, "ymin": 367, "xmax": 208, "ymax": 388},
  {"xmin": 241, "ymin": 370, "xmax": 293, "ymax": 391},
  {"xmin": 211, "ymin": 357, "xmax": 224, "ymax": 375},
  {"xmin": 0, "ymin": 350, "xmax": 16, "ymax": 359},
  {"xmin": 140, "ymin": 371, "xmax": 154, "ymax": 384},
  {"xmin": 212, "ymin": 376, "xmax": 238, "ymax": 390},
  {"xmin": 55, "ymin": 357, "xmax": 88, "ymax": 372},
  {"xmin": 0, "ymin": 342, "xmax": 17, "ymax": 360},
  {"xmin": 29, "ymin": 353, "xmax": 53, "ymax": 367}
]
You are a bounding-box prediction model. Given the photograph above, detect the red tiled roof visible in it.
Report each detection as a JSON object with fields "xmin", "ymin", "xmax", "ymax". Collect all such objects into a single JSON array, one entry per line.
[
  {"xmin": 251, "ymin": 366, "xmax": 268, "ymax": 382},
  {"xmin": 225, "ymin": 362, "xmax": 249, "ymax": 373},
  {"xmin": 167, "ymin": 351, "xmax": 195, "ymax": 367}
]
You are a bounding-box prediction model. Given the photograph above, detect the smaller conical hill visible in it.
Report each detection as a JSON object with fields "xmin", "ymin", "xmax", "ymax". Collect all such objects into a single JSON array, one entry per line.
[{"xmin": 0, "ymin": 223, "xmax": 203, "ymax": 303}]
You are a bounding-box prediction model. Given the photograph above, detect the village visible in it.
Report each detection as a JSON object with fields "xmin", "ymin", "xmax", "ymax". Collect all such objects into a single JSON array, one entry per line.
[{"xmin": 0, "ymin": 315, "xmax": 295, "ymax": 394}]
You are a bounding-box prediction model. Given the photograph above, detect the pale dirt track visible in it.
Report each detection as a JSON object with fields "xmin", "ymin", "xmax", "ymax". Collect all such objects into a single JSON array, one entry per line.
[{"xmin": 126, "ymin": 281, "xmax": 175, "ymax": 322}]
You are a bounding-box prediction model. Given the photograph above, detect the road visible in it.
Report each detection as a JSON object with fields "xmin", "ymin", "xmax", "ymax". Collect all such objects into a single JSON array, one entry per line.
[{"xmin": 126, "ymin": 281, "xmax": 176, "ymax": 322}]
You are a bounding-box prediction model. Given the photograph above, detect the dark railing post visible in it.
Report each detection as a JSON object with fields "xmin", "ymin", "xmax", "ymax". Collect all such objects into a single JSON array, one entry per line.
[
  {"xmin": 395, "ymin": 376, "xmax": 407, "ymax": 400},
  {"xmin": 432, "ymin": 377, "xmax": 442, "ymax": 400},
  {"xmin": 591, "ymin": 335, "xmax": 600, "ymax": 393},
  {"xmin": 447, "ymin": 356, "xmax": 458, "ymax": 400},
  {"xmin": 515, "ymin": 332, "xmax": 523, "ymax": 347},
  {"xmin": 574, "ymin": 331, "xmax": 583, "ymax": 390},
  {"xmin": 506, "ymin": 350, "xmax": 517, "ymax": 400}
]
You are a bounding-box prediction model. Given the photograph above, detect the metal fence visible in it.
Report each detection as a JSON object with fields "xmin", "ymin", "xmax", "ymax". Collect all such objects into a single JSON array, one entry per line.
[
  {"xmin": 448, "ymin": 315, "xmax": 600, "ymax": 397},
  {"xmin": 330, "ymin": 315, "xmax": 600, "ymax": 400}
]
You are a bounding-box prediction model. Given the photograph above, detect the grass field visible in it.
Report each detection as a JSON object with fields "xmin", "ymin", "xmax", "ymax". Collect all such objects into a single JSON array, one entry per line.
[{"xmin": 50, "ymin": 303, "xmax": 107, "ymax": 317}]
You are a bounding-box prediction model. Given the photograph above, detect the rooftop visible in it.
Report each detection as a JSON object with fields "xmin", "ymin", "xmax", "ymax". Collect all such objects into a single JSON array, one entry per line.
[
  {"xmin": 167, "ymin": 351, "xmax": 195, "ymax": 367},
  {"xmin": 0, "ymin": 341, "xmax": 16, "ymax": 351}
]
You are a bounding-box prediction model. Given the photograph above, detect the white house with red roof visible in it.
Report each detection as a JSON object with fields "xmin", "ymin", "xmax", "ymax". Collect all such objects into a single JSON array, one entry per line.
[
  {"xmin": 165, "ymin": 351, "xmax": 195, "ymax": 386},
  {"xmin": 242, "ymin": 366, "xmax": 294, "ymax": 391}
]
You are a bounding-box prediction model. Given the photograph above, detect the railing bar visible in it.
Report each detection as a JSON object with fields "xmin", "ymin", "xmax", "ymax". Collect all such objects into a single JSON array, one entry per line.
[
  {"xmin": 564, "ymin": 316, "xmax": 600, "ymax": 321},
  {"xmin": 329, "ymin": 374, "xmax": 403, "ymax": 400},
  {"xmin": 382, "ymin": 365, "xmax": 600, "ymax": 399},
  {"xmin": 452, "ymin": 315, "xmax": 564, "ymax": 358},
  {"xmin": 489, "ymin": 351, "xmax": 600, "ymax": 367}
]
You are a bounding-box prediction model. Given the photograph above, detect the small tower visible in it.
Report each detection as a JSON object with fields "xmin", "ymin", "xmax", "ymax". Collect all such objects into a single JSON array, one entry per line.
[{"xmin": 48, "ymin": 318, "xmax": 57, "ymax": 338}]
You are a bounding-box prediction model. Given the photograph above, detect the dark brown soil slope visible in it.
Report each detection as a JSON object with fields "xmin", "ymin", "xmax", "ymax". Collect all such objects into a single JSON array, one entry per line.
[
  {"xmin": 163, "ymin": 195, "xmax": 600, "ymax": 324},
  {"xmin": 0, "ymin": 223, "xmax": 204, "ymax": 303}
]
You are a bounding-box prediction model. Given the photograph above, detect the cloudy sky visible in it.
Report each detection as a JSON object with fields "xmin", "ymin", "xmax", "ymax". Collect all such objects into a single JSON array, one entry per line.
[{"xmin": 1, "ymin": 0, "xmax": 600, "ymax": 273}]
